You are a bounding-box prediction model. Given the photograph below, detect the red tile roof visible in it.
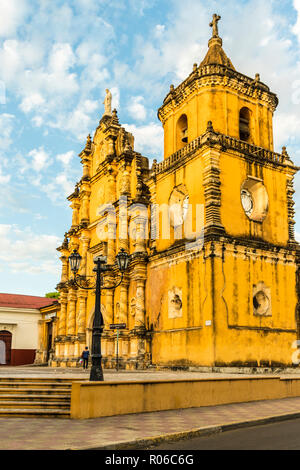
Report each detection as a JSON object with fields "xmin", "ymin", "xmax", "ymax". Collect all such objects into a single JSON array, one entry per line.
[{"xmin": 0, "ymin": 293, "xmax": 58, "ymax": 310}]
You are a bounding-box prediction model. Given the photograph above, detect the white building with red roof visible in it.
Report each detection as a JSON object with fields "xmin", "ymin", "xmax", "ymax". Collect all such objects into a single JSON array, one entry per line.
[{"xmin": 0, "ymin": 293, "xmax": 59, "ymax": 366}]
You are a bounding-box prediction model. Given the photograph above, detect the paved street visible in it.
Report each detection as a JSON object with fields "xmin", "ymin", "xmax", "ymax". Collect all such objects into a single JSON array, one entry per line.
[
  {"xmin": 1, "ymin": 365, "xmax": 300, "ymax": 380},
  {"xmin": 1, "ymin": 366, "xmax": 300, "ymax": 450},
  {"xmin": 150, "ymin": 417, "xmax": 300, "ymax": 450},
  {"xmin": 0, "ymin": 392, "xmax": 300, "ymax": 449}
]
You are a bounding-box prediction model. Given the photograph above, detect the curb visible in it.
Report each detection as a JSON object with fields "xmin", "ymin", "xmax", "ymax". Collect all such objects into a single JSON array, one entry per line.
[{"xmin": 71, "ymin": 411, "xmax": 300, "ymax": 450}]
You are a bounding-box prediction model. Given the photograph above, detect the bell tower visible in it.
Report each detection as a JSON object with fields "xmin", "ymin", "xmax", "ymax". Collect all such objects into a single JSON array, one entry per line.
[
  {"xmin": 158, "ymin": 14, "xmax": 277, "ymax": 158},
  {"xmin": 148, "ymin": 14, "xmax": 300, "ymax": 368},
  {"xmin": 157, "ymin": 14, "xmax": 296, "ymax": 247}
]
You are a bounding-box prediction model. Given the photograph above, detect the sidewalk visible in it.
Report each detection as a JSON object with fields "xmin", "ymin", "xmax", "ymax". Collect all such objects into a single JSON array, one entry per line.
[
  {"xmin": 2, "ymin": 365, "xmax": 300, "ymax": 380},
  {"xmin": 1, "ymin": 396, "xmax": 300, "ymax": 450}
]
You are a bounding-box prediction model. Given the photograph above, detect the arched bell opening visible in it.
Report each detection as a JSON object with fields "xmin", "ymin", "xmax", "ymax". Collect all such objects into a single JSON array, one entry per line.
[
  {"xmin": 239, "ymin": 107, "xmax": 251, "ymax": 142},
  {"xmin": 176, "ymin": 114, "xmax": 188, "ymax": 150}
]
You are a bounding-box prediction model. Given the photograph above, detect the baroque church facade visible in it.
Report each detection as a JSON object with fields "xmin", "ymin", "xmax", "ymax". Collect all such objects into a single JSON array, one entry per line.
[{"xmin": 53, "ymin": 16, "xmax": 300, "ymax": 369}]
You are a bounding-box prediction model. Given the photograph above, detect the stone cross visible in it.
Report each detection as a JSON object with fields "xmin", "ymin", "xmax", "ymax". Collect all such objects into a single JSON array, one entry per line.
[{"xmin": 209, "ymin": 14, "xmax": 221, "ymax": 38}]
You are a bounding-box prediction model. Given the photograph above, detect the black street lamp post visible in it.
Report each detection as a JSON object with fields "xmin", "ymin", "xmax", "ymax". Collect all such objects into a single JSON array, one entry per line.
[{"xmin": 68, "ymin": 248, "xmax": 129, "ymax": 381}]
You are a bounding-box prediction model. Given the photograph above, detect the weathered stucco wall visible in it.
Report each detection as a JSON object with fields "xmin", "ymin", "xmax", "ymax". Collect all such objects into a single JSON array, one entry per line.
[{"xmin": 71, "ymin": 377, "xmax": 300, "ymax": 419}]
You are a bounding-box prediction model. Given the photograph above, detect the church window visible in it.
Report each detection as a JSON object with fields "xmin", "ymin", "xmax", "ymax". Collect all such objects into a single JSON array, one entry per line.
[
  {"xmin": 176, "ymin": 114, "xmax": 188, "ymax": 150},
  {"xmin": 239, "ymin": 107, "xmax": 251, "ymax": 142}
]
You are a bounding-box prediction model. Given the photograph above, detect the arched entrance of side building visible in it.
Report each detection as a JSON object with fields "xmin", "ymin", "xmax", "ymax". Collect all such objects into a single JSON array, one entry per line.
[{"xmin": 0, "ymin": 331, "xmax": 12, "ymax": 365}]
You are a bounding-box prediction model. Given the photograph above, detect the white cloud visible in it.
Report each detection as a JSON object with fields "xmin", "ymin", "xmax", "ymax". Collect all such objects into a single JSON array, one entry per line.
[
  {"xmin": 128, "ymin": 96, "xmax": 147, "ymax": 121},
  {"xmin": 110, "ymin": 87, "xmax": 120, "ymax": 111},
  {"xmin": 20, "ymin": 93, "xmax": 45, "ymax": 113},
  {"xmin": 56, "ymin": 150, "xmax": 75, "ymax": 167},
  {"xmin": 48, "ymin": 43, "xmax": 76, "ymax": 74},
  {"xmin": 55, "ymin": 173, "xmax": 75, "ymax": 196},
  {"xmin": 0, "ymin": 0, "xmax": 29, "ymax": 37},
  {"xmin": 0, "ymin": 168, "xmax": 10, "ymax": 184},
  {"xmin": 0, "ymin": 223, "xmax": 60, "ymax": 275},
  {"xmin": 32, "ymin": 115, "xmax": 44, "ymax": 127},
  {"xmin": 0, "ymin": 40, "xmax": 44, "ymax": 83},
  {"xmin": 28, "ymin": 147, "xmax": 50, "ymax": 173},
  {"xmin": 293, "ymin": 0, "xmax": 300, "ymax": 42},
  {"xmin": 123, "ymin": 122, "xmax": 163, "ymax": 157},
  {"xmin": 273, "ymin": 113, "xmax": 300, "ymax": 150},
  {"xmin": 50, "ymin": 99, "xmax": 99, "ymax": 141},
  {"xmin": 154, "ymin": 25, "xmax": 166, "ymax": 39},
  {"xmin": 0, "ymin": 113, "xmax": 15, "ymax": 151}
]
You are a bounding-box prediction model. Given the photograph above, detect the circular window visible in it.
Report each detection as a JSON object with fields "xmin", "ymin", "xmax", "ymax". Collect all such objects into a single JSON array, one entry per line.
[{"xmin": 241, "ymin": 178, "xmax": 268, "ymax": 222}]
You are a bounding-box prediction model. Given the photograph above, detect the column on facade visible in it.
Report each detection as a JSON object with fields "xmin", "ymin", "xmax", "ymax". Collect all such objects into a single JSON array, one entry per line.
[
  {"xmin": 80, "ymin": 190, "xmax": 90, "ymax": 223},
  {"xmin": 105, "ymin": 288, "xmax": 114, "ymax": 326},
  {"xmin": 79, "ymin": 235, "xmax": 90, "ymax": 277},
  {"xmin": 77, "ymin": 289, "xmax": 88, "ymax": 336},
  {"xmin": 71, "ymin": 200, "xmax": 80, "ymax": 228},
  {"xmin": 202, "ymin": 143, "xmax": 224, "ymax": 234},
  {"xmin": 34, "ymin": 320, "xmax": 46, "ymax": 364},
  {"xmin": 67, "ymin": 289, "xmax": 77, "ymax": 336},
  {"xmin": 107, "ymin": 137, "xmax": 115, "ymax": 158},
  {"xmin": 118, "ymin": 197, "xmax": 129, "ymax": 253},
  {"xmin": 107, "ymin": 210, "xmax": 116, "ymax": 266},
  {"xmin": 119, "ymin": 277, "xmax": 129, "ymax": 325},
  {"xmin": 82, "ymin": 157, "xmax": 91, "ymax": 180},
  {"xmin": 135, "ymin": 277, "xmax": 146, "ymax": 329},
  {"xmin": 58, "ymin": 291, "xmax": 68, "ymax": 337},
  {"xmin": 133, "ymin": 210, "xmax": 147, "ymax": 254},
  {"xmin": 60, "ymin": 256, "xmax": 69, "ymax": 284}
]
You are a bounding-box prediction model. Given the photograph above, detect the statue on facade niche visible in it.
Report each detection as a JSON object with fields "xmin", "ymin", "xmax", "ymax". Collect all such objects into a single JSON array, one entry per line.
[
  {"xmin": 103, "ymin": 89, "xmax": 112, "ymax": 116},
  {"xmin": 210, "ymin": 14, "xmax": 221, "ymax": 38}
]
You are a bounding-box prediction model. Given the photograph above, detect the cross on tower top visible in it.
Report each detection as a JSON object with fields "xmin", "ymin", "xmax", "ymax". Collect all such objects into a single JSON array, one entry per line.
[{"xmin": 209, "ymin": 14, "xmax": 221, "ymax": 38}]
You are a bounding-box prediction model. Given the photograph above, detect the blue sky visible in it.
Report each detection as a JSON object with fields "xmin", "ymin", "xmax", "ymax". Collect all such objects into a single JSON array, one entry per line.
[{"xmin": 0, "ymin": 0, "xmax": 300, "ymax": 296}]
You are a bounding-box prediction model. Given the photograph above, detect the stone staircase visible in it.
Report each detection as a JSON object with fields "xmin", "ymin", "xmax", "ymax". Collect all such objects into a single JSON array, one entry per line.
[{"xmin": 0, "ymin": 377, "xmax": 79, "ymax": 418}]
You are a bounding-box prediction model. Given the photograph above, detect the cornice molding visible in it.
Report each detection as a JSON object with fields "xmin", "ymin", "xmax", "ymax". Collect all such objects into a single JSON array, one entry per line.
[{"xmin": 158, "ymin": 64, "xmax": 278, "ymax": 124}]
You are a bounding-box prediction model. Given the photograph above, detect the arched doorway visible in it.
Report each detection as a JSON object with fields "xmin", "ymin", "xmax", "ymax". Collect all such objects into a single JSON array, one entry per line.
[
  {"xmin": 46, "ymin": 321, "xmax": 53, "ymax": 362},
  {"xmin": 0, "ymin": 340, "xmax": 5, "ymax": 364},
  {"xmin": 0, "ymin": 331, "xmax": 12, "ymax": 365}
]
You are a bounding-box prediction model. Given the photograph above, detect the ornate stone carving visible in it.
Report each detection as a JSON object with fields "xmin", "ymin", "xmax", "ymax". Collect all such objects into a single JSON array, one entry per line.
[
  {"xmin": 253, "ymin": 282, "xmax": 272, "ymax": 317},
  {"xmin": 103, "ymin": 89, "xmax": 112, "ymax": 116},
  {"xmin": 168, "ymin": 287, "xmax": 183, "ymax": 319},
  {"xmin": 286, "ymin": 173, "xmax": 296, "ymax": 243},
  {"xmin": 240, "ymin": 178, "xmax": 269, "ymax": 223}
]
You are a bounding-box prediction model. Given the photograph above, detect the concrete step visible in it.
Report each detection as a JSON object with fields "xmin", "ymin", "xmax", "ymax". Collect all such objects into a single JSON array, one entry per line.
[
  {"xmin": 0, "ymin": 387, "xmax": 71, "ymax": 394},
  {"xmin": 0, "ymin": 408, "xmax": 70, "ymax": 418},
  {"xmin": 0, "ymin": 377, "xmax": 80, "ymax": 382},
  {"xmin": 0, "ymin": 394, "xmax": 70, "ymax": 402},
  {"xmin": 0, "ymin": 381, "xmax": 72, "ymax": 389},
  {"xmin": 0, "ymin": 400, "xmax": 70, "ymax": 409},
  {"xmin": 0, "ymin": 378, "xmax": 76, "ymax": 418}
]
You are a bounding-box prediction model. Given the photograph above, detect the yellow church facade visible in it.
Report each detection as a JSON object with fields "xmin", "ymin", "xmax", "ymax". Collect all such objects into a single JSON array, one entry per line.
[{"xmin": 53, "ymin": 16, "xmax": 300, "ymax": 369}]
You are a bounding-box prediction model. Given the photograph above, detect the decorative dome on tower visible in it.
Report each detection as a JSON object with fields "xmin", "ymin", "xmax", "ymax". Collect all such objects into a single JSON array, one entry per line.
[{"xmin": 200, "ymin": 14, "xmax": 235, "ymax": 69}]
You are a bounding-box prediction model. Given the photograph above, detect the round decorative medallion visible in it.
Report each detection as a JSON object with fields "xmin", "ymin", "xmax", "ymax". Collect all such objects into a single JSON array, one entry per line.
[
  {"xmin": 241, "ymin": 189, "xmax": 253, "ymax": 216},
  {"xmin": 169, "ymin": 185, "xmax": 189, "ymax": 227},
  {"xmin": 241, "ymin": 178, "xmax": 269, "ymax": 222},
  {"xmin": 253, "ymin": 290, "xmax": 270, "ymax": 315}
]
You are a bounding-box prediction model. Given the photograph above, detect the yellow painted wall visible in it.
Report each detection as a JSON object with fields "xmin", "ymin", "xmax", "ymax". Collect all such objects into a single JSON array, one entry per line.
[
  {"xmin": 162, "ymin": 87, "xmax": 274, "ymax": 159},
  {"xmin": 219, "ymin": 152, "xmax": 289, "ymax": 245},
  {"xmin": 71, "ymin": 377, "xmax": 300, "ymax": 419}
]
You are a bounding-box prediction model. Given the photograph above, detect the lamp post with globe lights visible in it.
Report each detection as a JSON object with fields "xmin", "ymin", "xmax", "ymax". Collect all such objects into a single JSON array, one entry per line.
[{"xmin": 68, "ymin": 248, "xmax": 129, "ymax": 381}]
